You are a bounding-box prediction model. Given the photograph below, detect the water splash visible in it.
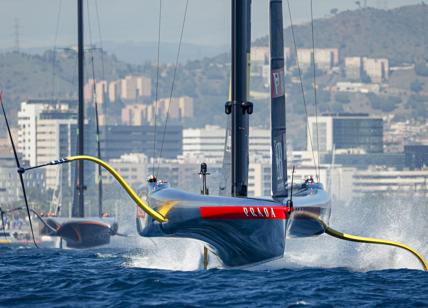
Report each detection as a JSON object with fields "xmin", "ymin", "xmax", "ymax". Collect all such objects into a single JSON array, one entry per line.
[
  {"xmin": 110, "ymin": 194, "xmax": 427, "ymax": 271},
  {"xmin": 282, "ymin": 194, "xmax": 428, "ymax": 271}
]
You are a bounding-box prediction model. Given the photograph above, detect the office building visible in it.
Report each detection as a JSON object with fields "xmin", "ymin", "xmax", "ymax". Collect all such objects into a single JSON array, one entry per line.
[
  {"xmin": 405, "ymin": 145, "xmax": 428, "ymax": 169},
  {"xmin": 101, "ymin": 124, "xmax": 183, "ymax": 160},
  {"xmin": 307, "ymin": 113, "xmax": 384, "ymax": 153}
]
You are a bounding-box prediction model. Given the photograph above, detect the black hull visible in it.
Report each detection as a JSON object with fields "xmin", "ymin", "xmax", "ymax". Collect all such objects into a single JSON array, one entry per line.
[
  {"xmin": 138, "ymin": 183, "xmax": 330, "ymax": 267},
  {"xmin": 138, "ymin": 186, "xmax": 287, "ymax": 267},
  {"xmin": 43, "ymin": 217, "xmax": 117, "ymax": 249}
]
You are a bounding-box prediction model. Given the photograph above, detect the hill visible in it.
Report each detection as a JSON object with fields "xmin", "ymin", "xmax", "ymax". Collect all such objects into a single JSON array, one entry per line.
[{"xmin": 255, "ymin": 4, "xmax": 428, "ymax": 65}]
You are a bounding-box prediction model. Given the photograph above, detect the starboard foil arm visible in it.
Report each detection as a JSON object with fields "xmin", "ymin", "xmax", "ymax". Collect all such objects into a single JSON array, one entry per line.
[{"xmin": 296, "ymin": 211, "xmax": 428, "ymax": 271}]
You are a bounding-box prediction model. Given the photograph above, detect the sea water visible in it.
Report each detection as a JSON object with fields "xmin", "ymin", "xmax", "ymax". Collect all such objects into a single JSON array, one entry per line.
[{"xmin": 0, "ymin": 195, "xmax": 427, "ymax": 307}]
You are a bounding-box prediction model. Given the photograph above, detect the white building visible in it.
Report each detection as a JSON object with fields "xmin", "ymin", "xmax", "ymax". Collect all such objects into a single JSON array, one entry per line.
[
  {"xmin": 18, "ymin": 100, "xmax": 78, "ymax": 189},
  {"xmin": 183, "ymin": 125, "xmax": 271, "ymax": 161},
  {"xmin": 102, "ymin": 153, "xmax": 148, "ymax": 186},
  {"xmin": 363, "ymin": 57, "xmax": 389, "ymax": 83},
  {"xmin": 120, "ymin": 75, "xmax": 151, "ymax": 101},
  {"xmin": 334, "ymin": 82, "xmax": 380, "ymax": 94},
  {"xmin": 353, "ymin": 168, "xmax": 428, "ymax": 197},
  {"xmin": 345, "ymin": 57, "xmax": 362, "ymax": 80},
  {"xmin": 296, "ymin": 48, "xmax": 339, "ymax": 71}
]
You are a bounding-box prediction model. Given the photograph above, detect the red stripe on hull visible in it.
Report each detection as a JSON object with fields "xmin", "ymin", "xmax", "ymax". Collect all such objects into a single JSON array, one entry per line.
[{"xmin": 200, "ymin": 206, "xmax": 291, "ymax": 220}]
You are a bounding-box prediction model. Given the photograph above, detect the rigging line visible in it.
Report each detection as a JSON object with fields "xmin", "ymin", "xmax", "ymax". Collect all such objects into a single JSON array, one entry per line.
[
  {"xmin": 310, "ymin": 0, "xmax": 321, "ymax": 182},
  {"xmin": 94, "ymin": 0, "xmax": 105, "ymax": 81},
  {"xmin": 50, "ymin": 0, "xmax": 63, "ymax": 104},
  {"xmin": 152, "ymin": 0, "xmax": 162, "ymax": 176},
  {"xmin": 87, "ymin": 0, "xmax": 104, "ymax": 217},
  {"xmin": 286, "ymin": 0, "xmax": 319, "ymax": 181},
  {"xmin": 0, "ymin": 92, "xmax": 38, "ymax": 248},
  {"xmin": 156, "ymin": 0, "xmax": 189, "ymax": 178}
]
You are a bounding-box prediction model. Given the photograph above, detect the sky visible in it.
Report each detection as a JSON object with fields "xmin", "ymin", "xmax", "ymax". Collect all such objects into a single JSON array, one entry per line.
[{"xmin": 0, "ymin": 0, "xmax": 422, "ymax": 50}]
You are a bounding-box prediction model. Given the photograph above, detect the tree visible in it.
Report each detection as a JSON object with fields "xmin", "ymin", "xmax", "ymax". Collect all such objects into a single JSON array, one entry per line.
[{"xmin": 330, "ymin": 8, "xmax": 339, "ymax": 15}]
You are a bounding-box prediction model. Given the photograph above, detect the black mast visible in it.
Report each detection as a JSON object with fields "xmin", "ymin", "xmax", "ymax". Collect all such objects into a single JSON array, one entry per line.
[
  {"xmin": 269, "ymin": 0, "xmax": 288, "ymax": 200},
  {"xmin": 74, "ymin": 0, "xmax": 85, "ymax": 217},
  {"xmin": 227, "ymin": 0, "xmax": 252, "ymax": 197}
]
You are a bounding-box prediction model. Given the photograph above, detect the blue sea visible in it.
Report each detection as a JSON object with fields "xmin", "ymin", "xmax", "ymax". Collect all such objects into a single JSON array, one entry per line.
[
  {"xmin": 0, "ymin": 245, "xmax": 427, "ymax": 307},
  {"xmin": 1, "ymin": 196, "xmax": 427, "ymax": 307}
]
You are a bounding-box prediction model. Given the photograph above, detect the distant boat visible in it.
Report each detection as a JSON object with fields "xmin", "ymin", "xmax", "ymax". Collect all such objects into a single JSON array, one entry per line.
[
  {"xmin": 38, "ymin": 0, "xmax": 118, "ymax": 249},
  {"xmin": 0, "ymin": 0, "xmax": 118, "ymax": 249}
]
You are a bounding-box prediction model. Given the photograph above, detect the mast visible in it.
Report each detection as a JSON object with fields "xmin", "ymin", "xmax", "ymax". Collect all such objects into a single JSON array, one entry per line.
[
  {"xmin": 269, "ymin": 0, "xmax": 288, "ymax": 200},
  {"xmin": 227, "ymin": 0, "xmax": 252, "ymax": 197},
  {"xmin": 73, "ymin": 0, "xmax": 85, "ymax": 217}
]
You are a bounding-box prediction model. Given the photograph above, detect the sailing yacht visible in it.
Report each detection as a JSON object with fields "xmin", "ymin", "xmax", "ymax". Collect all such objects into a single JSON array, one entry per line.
[
  {"xmin": 135, "ymin": 0, "xmax": 330, "ymax": 267},
  {"xmin": 39, "ymin": 0, "xmax": 118, "ymax": 249}
]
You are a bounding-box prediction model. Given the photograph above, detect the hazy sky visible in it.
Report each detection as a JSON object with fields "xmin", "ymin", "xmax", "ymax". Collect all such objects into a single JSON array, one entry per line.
[{"xmin": 0, "ymin": 0, "xmax": 422, "ymax": 49}]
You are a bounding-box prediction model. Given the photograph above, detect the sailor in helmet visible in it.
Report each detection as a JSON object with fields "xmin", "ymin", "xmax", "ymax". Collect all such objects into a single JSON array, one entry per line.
[{"xmin": 146, "ymin": 175, "xmax": 157, "ymax": 183}]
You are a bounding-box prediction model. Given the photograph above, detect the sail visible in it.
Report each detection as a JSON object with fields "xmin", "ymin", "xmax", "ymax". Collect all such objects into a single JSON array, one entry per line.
[{"xmin": 269, "ymin": 0, "xmax": 288, "ymax": 200}]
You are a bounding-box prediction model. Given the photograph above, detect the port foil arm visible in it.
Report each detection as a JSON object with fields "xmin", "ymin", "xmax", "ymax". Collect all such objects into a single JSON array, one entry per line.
[{"xmin": 64, "ymin": 155, "xmax": 167, "ymax": 223}]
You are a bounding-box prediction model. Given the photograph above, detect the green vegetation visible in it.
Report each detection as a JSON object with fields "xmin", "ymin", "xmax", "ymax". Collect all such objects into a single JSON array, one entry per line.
[
  {"xmin": 367, "ymin": 94, "xmax": 401, "ymax": 112},
  {"xmin": 255, "ymin": 4, "xmax": 428, "ymax": 65}
]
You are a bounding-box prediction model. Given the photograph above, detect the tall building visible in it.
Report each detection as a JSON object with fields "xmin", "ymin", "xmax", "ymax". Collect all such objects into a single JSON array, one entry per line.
[
  {"xmin": 363, "ymin": 57, "xmax": 389, "ymax": 83},
  {"xmin": 18, "ymin": 100, "xmax": 77, "ymax": 166},
  {"xmin": 120, "ymin": 75, "xmax": 151, "ymax": 101},
  {"xmin": 121, "ymin": 96, "xmax": 193, "ymax": 126},
  {"xmin": 307, "ymin": 113, "xmax": 384, "ymax": 153},
  {"xmin": 344, "ymin": 57, "xmax": 389, "ymax": 83},
  {"xmin": 296, "ymin": 48, "xmax": 339, "ymax": 71},
  {"xmin": 18, "ymin": 100, "xmax": 79, "ymax": 189},
  {"xmin": 108, "ymin": 80, "xmax": 121, "ymax": 103},
  {"xmin": 345, "ymin": 57, "xmax": 362, "ymax": 80}
]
